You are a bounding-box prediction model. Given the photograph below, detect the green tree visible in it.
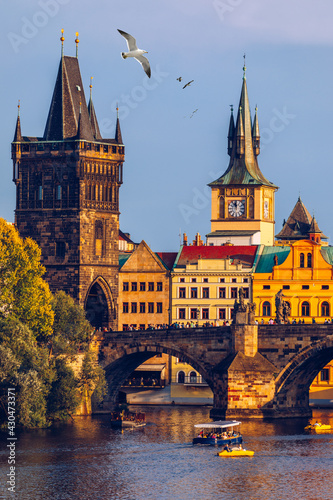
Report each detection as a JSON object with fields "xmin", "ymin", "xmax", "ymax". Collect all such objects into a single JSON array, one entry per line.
[
  {"xmin": 77, "ymin": 351, "xmax": 107, "ymax": 404},
  {"xmin": 50, "ymin": 291, "xmax": 92, "ymax": 357},
  {"xmin": 47, "ymin": 358, "xmax": 81, "ymax": 420},
  {"xmin": 0, "ymin": 219, "xmax": 54, "ymax": 340}
]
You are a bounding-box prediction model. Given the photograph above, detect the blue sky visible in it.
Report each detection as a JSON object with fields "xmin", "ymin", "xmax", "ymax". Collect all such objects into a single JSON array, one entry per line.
[{"xmin": 2, "ymin": 0, "xmax": 333, "ymax": 251}]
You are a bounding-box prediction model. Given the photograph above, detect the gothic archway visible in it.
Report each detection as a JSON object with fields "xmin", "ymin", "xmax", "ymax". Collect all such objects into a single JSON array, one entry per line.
[{"xmin": 85, "ymin": 277, "xmax": 115, "ymax": 330}]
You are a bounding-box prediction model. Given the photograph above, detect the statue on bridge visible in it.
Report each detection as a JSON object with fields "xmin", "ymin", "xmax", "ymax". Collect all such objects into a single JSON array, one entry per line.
[
  {"xmin": 275, "ymin": 289, "xmax": 290, "ymax": 324},
  {"xmin": 232, "ymin": 287, "xmax": 256, "ymax": 324}
]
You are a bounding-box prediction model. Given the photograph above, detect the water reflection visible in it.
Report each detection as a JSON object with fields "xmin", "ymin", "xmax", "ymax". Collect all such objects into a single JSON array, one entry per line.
[{"xmin": 1, "ymin": 407, "xmax": 333, "ymax": 499}]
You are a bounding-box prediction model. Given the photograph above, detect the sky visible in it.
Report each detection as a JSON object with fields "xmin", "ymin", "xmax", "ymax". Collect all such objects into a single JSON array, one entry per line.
[{"xmin": 2, "ymin": 0, "xmax": 333, "ymax": 252}]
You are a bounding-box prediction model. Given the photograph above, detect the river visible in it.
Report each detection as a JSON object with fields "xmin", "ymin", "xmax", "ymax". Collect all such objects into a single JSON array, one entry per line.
[{"xmin": 1, "ymin": 406, "xmax": 333, "ymax": 500}]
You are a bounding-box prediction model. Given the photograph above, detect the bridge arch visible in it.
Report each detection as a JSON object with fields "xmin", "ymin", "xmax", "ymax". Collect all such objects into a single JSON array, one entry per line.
[
  {"xmin": 272, "ymin": 336, "xmax": 333, "ymax": 412},
  {"xmin": 99, "ymin": 342, "xmax": 214, "ymax": 409}
]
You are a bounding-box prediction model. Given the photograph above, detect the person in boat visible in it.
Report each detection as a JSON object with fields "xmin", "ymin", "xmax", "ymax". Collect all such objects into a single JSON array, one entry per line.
[{"xmin": 224, "ymin": 444, "xmax": 231, "ymax": 452}]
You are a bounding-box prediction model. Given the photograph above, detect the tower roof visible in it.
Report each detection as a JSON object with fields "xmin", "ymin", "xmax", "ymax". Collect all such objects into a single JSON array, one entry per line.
[
  {"xmin": 276, "ymin": 197, "xmax": 327, "ymax": 240},
  {"xmin": 210, "ymin": 70, "xmax": 277, "ymax": 188},
  {"xmin": 88, "ymin": 98, "xmax": 102, "ymax": 140},
  {"xmin": 43, "ymin": 55, "xmax": 94, "ymax": 141}
]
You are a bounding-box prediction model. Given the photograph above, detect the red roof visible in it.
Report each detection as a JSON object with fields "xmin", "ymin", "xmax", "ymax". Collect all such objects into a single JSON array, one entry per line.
[
  {"xmin": 176, "ymin": 245, "xmax": 258, "ymax": 267},
  {"xmin": 156, "ymin": 252, "xmax": 178, "ymax": 270}
]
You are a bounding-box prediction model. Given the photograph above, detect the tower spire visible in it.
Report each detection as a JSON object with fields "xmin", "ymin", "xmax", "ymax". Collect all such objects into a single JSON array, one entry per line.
[
  {"xmin": 60, "ymin": 29, "xmax": 64, "ymax": 57},
  {"xmin": 13, "ymin": 100, "xmax": 22, "ymax": 142},
  {"xmin": 252, "ymin": 105, "xmax": 260, "ymax": 156},
  {"xmin": 115, "ymin": 104, "xmax": 123, "ymax": 144},
  {"xmin": 227, "ymin": 105, "xmax": 235, "ymax": 156},
  {"xmin": 75, "ymin": 32, "xmax": 79, "ymax": 58}
]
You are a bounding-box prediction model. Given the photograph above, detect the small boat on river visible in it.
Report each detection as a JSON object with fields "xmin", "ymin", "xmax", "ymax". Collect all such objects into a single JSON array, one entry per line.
[
  {"xmin": 304, "ymin": 422, "xmax": 332, "ymax": 433},
  {"xmin": 111, "ymin": 410, "xmax": 146, "ymax": 428},
  {"xmin": 218, "ymin": 445, "xmax": 254, "ymax": 458},
  {"xmin": 193, "ymin": 420, "xmax": 242, "ymax": 446}
]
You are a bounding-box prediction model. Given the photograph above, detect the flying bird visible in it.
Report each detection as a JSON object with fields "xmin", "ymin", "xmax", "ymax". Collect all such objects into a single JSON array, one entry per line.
[
  {"xmin": 117, "ymin": 29, "xmax": 151, "ymax": 78},
  {"xmin": 177, "ymin": 77, "xmax": 182, "ymax": 82},
  {"xmin": 190, "ymin": 109, "xmax": 198, "ymax": 118},
  {"xmin": 183, "ymin": 80, "xmax": 194, "ymax": 89}
]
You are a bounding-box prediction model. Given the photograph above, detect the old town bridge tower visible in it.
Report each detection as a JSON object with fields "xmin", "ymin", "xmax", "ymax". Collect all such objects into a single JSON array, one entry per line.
[{"xmin": 11, "ymin": 33, "xmax": 124, "ymax": 330}]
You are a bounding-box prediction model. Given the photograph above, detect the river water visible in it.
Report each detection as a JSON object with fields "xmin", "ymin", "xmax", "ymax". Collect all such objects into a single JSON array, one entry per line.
[{"xmin": 1, "ymin": 406, "xmax": 333, "ymax": 500}]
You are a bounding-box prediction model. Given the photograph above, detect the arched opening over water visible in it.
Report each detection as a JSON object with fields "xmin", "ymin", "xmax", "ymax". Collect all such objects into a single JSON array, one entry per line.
[{"xmin": 99, "ymin": 344, "xmax": 214, "ymax": 409}]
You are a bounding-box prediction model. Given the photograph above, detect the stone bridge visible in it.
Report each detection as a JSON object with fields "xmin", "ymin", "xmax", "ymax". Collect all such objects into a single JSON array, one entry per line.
[{"xmin": 94, "ymin": 322, "xmax": 333, "ymax": 419}]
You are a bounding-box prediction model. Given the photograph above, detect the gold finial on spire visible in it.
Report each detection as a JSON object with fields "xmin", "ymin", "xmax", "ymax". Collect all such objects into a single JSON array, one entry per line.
[
  {"xmin": 60, "ymin": 29, "xmax": 65, "ymax": 56},
  {"xmin": 75, "ymin": 31, "xmax": 79, "ymax": 58},
  {"xmin": 243, "ymin": 53, "xmax": 246, "ymax": 79},
  {"xmin": 230, "ymin": 104, "xmax": 233, "ymax": 113},
  {"xmin": 17, "ymin": 100, "xmax": 20, "ymax": 117},
  {"xmin": 79, "ymin": 101, "xmax": 82, "ymax": 113},
  {"xmin": 116, "ymin": 102, "xmax": 119, "ymax": 118},
  {"xmin": 89, "ymin": 76, "xmax": 93, "ymax": 99}
]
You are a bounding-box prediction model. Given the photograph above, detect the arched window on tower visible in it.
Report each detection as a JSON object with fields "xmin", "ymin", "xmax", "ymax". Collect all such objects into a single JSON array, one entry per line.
[
  {"xmin": 219, "ymin": 196, "xmax": 225, "ymax": 218},
  {"xmin": 263, "ymin": 301, "xmax": 271, "ymax": 317},
  {"xmin": 300, "ymin": 253, "xmax": 305, "ymax": 268},
  {"xmin": 95, "ymin": 220, "xmax": 103, "ymax": 257},
  {"xmin": 301, "ymin": 301, "xmax": 310, "ymax": 316},
  {"xmin": 177, "ymin": 371, "xmax": 185, "ymax": 384},
  {"xmin": 307, "ymin": 253, "xmax": 312, "ymax": 268},
  {"xmin": 321, "ymin": 301, "xmax": 330, "ymax": 317}
]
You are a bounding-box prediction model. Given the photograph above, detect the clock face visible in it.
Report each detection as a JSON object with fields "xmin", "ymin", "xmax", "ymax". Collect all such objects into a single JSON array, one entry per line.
[
  {"xmin": 228, "ymin": 200, "xmax": 245, "ymax": 217},
  {"xmin": 264, "ymin": 200, "xmax": 269, "ymax": 218}
]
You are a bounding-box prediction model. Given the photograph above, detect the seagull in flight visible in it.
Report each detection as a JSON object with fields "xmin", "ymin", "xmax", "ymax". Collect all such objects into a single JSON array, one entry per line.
[
  {"xmin": 183, "ymin": 80, "xmax": 194, "ymax": 89},
  {"xmin": 177, "ymin": 77, "xmax": 182, "ymax": 82},
  {"xmin": 118, "ymin": 29, "xmax": 151, "ymax": 78}
]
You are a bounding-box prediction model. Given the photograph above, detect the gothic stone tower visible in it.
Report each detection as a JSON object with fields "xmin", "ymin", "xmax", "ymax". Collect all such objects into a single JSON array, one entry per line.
[
  {"xmin": 207, "ymin": 63, "xmax": 278, "ymax": 246},
  {"xmin": 11, "ymin": 35, "xmax": 124, "ymax": 330}
]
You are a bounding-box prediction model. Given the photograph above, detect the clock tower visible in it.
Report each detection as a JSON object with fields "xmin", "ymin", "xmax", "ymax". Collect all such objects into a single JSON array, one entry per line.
[{"xmin": 207, "ymin": 63, "xmax": 278, "ymax": 246}]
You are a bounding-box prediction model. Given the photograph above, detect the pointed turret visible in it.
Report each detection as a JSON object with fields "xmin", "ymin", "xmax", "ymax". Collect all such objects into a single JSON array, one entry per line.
[
  {"xmin": 227, "ymin": 105, "xmax": 235, "ymax": 156},
  {"xmin": 252, "ymin": 106, "xmax": 260, "ymax": 156},
  {"xmin": 13, "ymin": 102, "xmax": 22, "ymax": 142},
  {"xmin": 309, "ymin": 216, "xmax": 327, "ymax": 243},
  {"xmin": 210, "ymin": 64, "xmax": 276, "ymax": 188},
  {"xmin": 115, "ymin": 108, "xmax": 123, "ymax": 144},
  {"xmin": 276, "ymin": 197, "xmax": 327, "ymax": 241},
  {"xmin": 88, "ymin": 77, "xmax": 102, "ymax": 140}
]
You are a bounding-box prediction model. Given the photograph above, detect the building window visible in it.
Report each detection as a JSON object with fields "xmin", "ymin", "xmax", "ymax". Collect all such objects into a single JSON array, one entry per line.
[
  {"xmin": 231, "ymin": 278, "xmax": 237, "ymax": 283},
  {"xmin": 38, "ymin": 185, "xmax": 43, "ymax": 200},
  {"xmin": 191, "ymin": 278, "xmax": 197, "ymax": 283},
  {"xmin": 157, "ymin": 282, "xmax": 163, "ymax": 291},
  {"xmin": 242, "ymin": 288, "xmax": 249, "ymax": 298},
  {"xmin": 131, "ymin": 282, "xmax": 137, "ymax": 291},
  {"xmin": 95, "ymin": 220, "xmax": 103, "ymax": 256},
  {"xmin": 178, "ymin": 371, "xmax": 185, "ymax": 383},
  {"xmin": 263, "ymin": 301, "xmax": 271, "ymax": 316},
  {"xmin": 322, "ymin": 285, "xmax": 329, "ymax": 290},
  {"xmin": 230, "ymin": 287, "xmax": 238, "ymax": 299},
  {"xmin": 307, "ymin": 253, "xmax": 312, "ymax": 268},
  {"xmin": 123, "ymin": 282, "xmax": 129, "ymax": 291},
  {"xmin": 203, "ymin": 278, "xmax": 208, "ymax": 283},
  {"xmin": 139, "ymin": 302, "xmax": 145, "ymax": 314},
  {"xmin": 179, "ymin": 308, "xmax": 186, "ymax": 319},
  {"xmin": 180, "ymin": 278, "xmax": 185, "ymax": 283},
  {"xmin": 189, "ymin": 371, "xmax": 197, "ymax": 383},
  {"xmin": 56, "ymin": 241, "xmax": 65, "ymax": 258},
  {"xmin": 320, "ymin": 369, "xmax": 329, "ymax": 382},
  {"xmin": 156, "ymin": 303, "xmax": 162, "ymax": 313},
  {"xmin": 140, "ymin": 282, "xmax": 146, "ymax": 291},
  {"xmin": 219, "ymin": 287, "xmax": 226, "ymax": 299},
  {"xmin": 219, "ymin": 308, "xmax": 226, "ymax": 320},
  {"xmin": 148, "ymin": 302, "xmax": 154, "ymax": 314},
  {"xmin": 220, "ymin": 278, "xmax": 225, "ymax": 283},
  {"xmin": 300, "ymin": 253, "xmax": 304, "ymax": 268},
  {"xmin": 190, "ymin": 308, "xmax": 198, "ymax": 320},
  {"xmin": 148, "ymin": 282, "xmax": 154, "ymax": 291},
  {"xmin": 123, "ymin": 302, "xmax": 129, "ymax": 313},
  {"xmin": 179, "ymin": 287, "xmax": 186, "ymax": 298},
  {"xmin": 263, "ymin": 285, "xmax": 270, "ymax": 290},
  {"xmin": 139, "ymin": 324, "xmax": 145, "ymax": 330},
  {"xmin": 191, "ymin": 287, "xmax": 198, "ymax": 298},
  {"xmin": 56, "ymin": 185, "xmax": 62, "ymax": 200},
  {"xmin": 202, "ymin": 287, "xmax": 209, "ymax": 298},
  {"xmin": 301, "ymin": 301, "xmax": 310, "ymax": 316},
  {"xmin": 302, "ymin": 285, "xmax": 309, "ymax": 290},
  {"xmin": 283, "ymin": 285, "xmax": 290, "ymax": 290},
  {"xmin": 243, "ymin": 278, "xmax": 248, "ymax": 283},
  {"xmin": 131, "ymin": 303, "xmax": 137, "ymax": 314},
  {"xmin": 321, "ymin": 301, "xmax": 330, "ymax": 317},
  {"xmin": 202, "ymin": 308, "xmax": 209, "ymax": 319}
]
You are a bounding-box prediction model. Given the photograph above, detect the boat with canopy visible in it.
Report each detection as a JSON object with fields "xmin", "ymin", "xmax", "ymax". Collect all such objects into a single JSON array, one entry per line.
[{"xmin": 193, "ymin": 420, "xmax": 242, "ymax": 446}]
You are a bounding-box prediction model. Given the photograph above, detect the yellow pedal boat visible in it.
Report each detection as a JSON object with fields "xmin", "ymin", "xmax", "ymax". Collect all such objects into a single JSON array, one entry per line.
[
  {"xmin": 218, "ymin": 449, "xmax": 254, "ymax": 457},
  {"xmin": 304, "ymin": 422, "xmax": 332, "ymax": 432}
]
